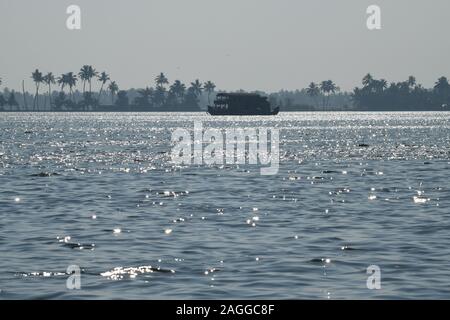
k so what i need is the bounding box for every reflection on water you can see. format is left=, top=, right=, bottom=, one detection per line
left=0, top=112, right=449, bottom=299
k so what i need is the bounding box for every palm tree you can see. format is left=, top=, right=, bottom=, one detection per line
left=379, top=79, right=388, bottom=90
left=97, top=72, right=110, bottom=103
left=320, top=80, right=339, bottom=108
left=153, top=85, right=167, bottom=107
left=22, top=80, right=29, bottom=111
left=78, top=65, right=90, bottom=94
left=369, top=79, right=387, bottom=94
left=190, top=79, right=203, bottom=97
left=64, top=72, right=77, bottom=103
left=43, top=72, right=55, bottom=109
left=78, top=65, right=98, bottom=94
left=57, top=74, right=67, bottom=93
left=31, top=69, right=44, bottom=111
left=203, top=81, right=216, bottom=104
left=87, top=66, right=98, bottom=93
left=362, top=73, right=374, bottom=87
left=434, top=77, right=450, bottom=93
left=108, top=81, right=119, bottom=105
left=57, top=73, right=68, bottom=110
left=319, top=81, right=328, bottom=107
left=407, top=76, right=416, bottom=89
left=434, top=76, right=450, bottom=107
left=184, top=86, right=200, bottom=108
left=306, top=82, right=320, bottom=108
left=170, top=80, right=186, bottom=105
left=155, top=72, right=169, bottom=88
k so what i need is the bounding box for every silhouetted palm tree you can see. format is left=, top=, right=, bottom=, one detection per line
left=155, top=72, right=169, bottom=88
left=57, top=74, right=67, bottom=93
left=320, top=80, right=339, bottom=108
left=31, top=69, right=44, bottom=111
left=78, top=65, right=98, bottom=95
left=362, top=73, right=374, bottom=87
left=204, top=81, right=216, bottom=104
left=78, top=65, right=89, bottom=94
left=87, top=66, right=98, bottom=93
left=184, top=86, right=200, bottom=108
left=57, top=74, right=68, bottom=110
left=108, top=81, right=119, bottom=105
left=169, top=80, right=186, bottom=105
left=369, top=79, right=387, bottom=94
left=43, top=72, right=56, bottom=109
left=190, top=79, right=203, bottom=97
left=379, top=79, right=388, bottom=90
left=153, top=85, right=166, bottom=107
left=63, top=72, right=78, bottom=104
left=407, top=76, right=416, bottom=89
left=433, top=76, right=450, bottom=107
left=97, top=72, right=110, bottom=102
left=306, top=82, right=320, bottom=108
left=434, top=77, right=450, bottom=93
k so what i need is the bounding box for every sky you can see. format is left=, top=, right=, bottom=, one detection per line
left=1, top=0, right=450, bottom=92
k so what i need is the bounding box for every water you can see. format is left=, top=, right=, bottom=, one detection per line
left=0, top=111, right=449, bottom=299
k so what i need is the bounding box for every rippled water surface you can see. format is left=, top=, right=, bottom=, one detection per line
left=0, top=112, right=449, bottom=299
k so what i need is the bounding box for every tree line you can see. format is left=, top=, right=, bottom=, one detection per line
left=269, top=75, right=450, bottom=111
left=0, top=67, right=216, bottom=111
left=352, top=74, right=450, bottom=110
left=1, top=71, right=450, bottom=111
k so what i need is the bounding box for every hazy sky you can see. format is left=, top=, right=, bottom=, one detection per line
left=1, top=0, right=449, bottom=92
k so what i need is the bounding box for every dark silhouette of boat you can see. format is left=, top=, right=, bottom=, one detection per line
left=207, top=93, right=279, bottom=115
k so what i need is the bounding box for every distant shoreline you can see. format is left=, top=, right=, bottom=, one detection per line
left=2, top=70, right=450, bottom=113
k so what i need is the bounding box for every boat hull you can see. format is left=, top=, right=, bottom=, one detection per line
left=207, top=106, right=279, bottom=116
